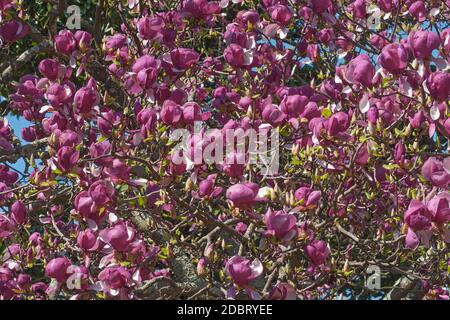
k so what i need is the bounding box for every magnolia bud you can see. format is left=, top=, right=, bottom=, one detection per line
left=204, top=243, right=215, bottom=262
left=184, top=178, right=193, bottom=191
left=368, top=122, right=376, bottom=135
left=197, top=258, right=208, bottom=278
left=405, top=123, right=412, bottom=136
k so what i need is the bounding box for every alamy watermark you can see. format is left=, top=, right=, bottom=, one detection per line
left=66, top=5, right=81, bottom=30
left=365, top=265, right=381, bottom=290
left=170, top=121, right=280, bottom=177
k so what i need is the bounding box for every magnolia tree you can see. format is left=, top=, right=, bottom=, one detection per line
left=0, top=0, right=449, bottom=300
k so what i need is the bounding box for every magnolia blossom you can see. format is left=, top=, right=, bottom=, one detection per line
left=225, top=256, right=263, bottom=287
left=345, top=54, right=375, bottom=87
left=264, top=209, right=298, bottom=242
left=421, top=157, right=450, bottom=188
left=404, top=200, right=434, bottom=250
left=0, top=19, right=29, bottom=43
left=45, top=257, right=72, bottom=282
left=10, top=201, right=27, bottom=225
left=305, top=240, right=330, bottom=266
left=196, top=174, right=222, bottom=198
left=427, top=192, right=450, bottom=225
left=294, top=187, right=322, bottom=209
left=99, top=223, right=135, bottom=252
left=98, top=266, right=131, bottom=291
left=268, top=282, right=296, bottom=300
left=408, top=30, right=440, bottom=59
left=426, top=72, right=450, bottom=102
left=54, top=30, right=77, bottom=55
left=226, top=183, right=265, bottom=209
left=379, top=43, right=408, bottom=74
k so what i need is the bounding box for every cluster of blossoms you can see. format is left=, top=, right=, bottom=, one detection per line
left=0, top=0, right=449, bottom=300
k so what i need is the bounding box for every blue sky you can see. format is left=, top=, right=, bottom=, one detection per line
left=1, top=95, right=33, bottom=174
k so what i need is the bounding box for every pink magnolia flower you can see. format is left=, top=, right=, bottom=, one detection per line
left=77, top=229, right=100, bottom=252
left=421, top=157, right=450, bottom=188
left=268, top=282, right=296, bottom=300
left=74, top=31, right=92, bottom=52
left=104, top=159, right=131, bottom=182
left=224, top=23, right=248, bottom=47
left=137, top=108, right=157, bottom=135
left=378, top=0, right=397, bottom=12
left=404, top=200, right=433, bottom=231
left=379, top=43, right=408, bottom=74
left=225, top=256, right=263, bottom=287
left=46, top=83, right=73, bottom=108
left=427, top=192, right=450, bottom=225
left=236, top=9, right=259, bottom=24
left=408, top=30, right=440, bottom=59
left=0, top=19, right=29, bottom=43
left=305, top=240, right=330, bottom=266
left=262, top=103, right=285, bottom=127
left=160, top=100, right=183, bottom=126
left=426, top=72, right=450, bottom=102
left=197, top=257, right=207, bottom=277
left=0, top=0, right=14, bottom=11
left=409, top=1, right=427, bottom=22
left=16, top=274, right=32, bottom=291
left=264, top=208, right=298, bottom=242
left=54, top=30, right=77, bottom=55
left=55, top=146, right=80, bottom=173
left=394, top=141, right=406, bottom=165
left=89, top=180, right=115, bottom=207
left=280, top=95, right=309, bottom=118
left=182, top=102, right=210, bottom=124
left=410, top=110, right=426, bottom=128
left=310, top=0, right=331, bottom=13
left=235, top=222, right=247, bottom=234
left=89, top=140, right=113, bottom=166
left=226, top=183, right=264, bottom=209
left=442, top=28, right=450, bottom=55
left=351, top=0, right=367, bottom=19
left=318, top=28, right=335, bottom=44
left=197, top=174, right=222, bottom=198
left=127, top=55, right=160, bottom=94
left=222, top=152, right=246, bottom=178
left=268, top=5, right=293, bottom=26
left=183, top=0, right=221, bottom=20
left=74, top=191, right=101, bottom=222
left=98, top=266, right=131, bottom=290
left=137, top=16, right=165, bottom=41
left=345, top=54, right=375, bottom=87
left=10, top=201, right=27, bottom=225
left=0, top=215, right=14, bottom=238
left=295, top=187, right=322, bottom=209
left=0, top=165, right=18, bottom=186
left=168, top=151, right=187, bottom=176
left=104, top=33, right=127, bottom=59
left=404, top=200, right=435, bottom=250
left=74, top=80, right=100, bottom=114
left=326, top=112, right=350, bottom=137
left=38, top=59, right=64, bottom=81
left=99, top=223, right=134, bottom=252
left=45, top=257, right=72, bottom=282
left=0, top=118, right=13, bottom=152
left=97, top=110, right=121, bottom=136
left=224, top=44, right=248, bottom=68
left=167, top=48, right=200, bottom=71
